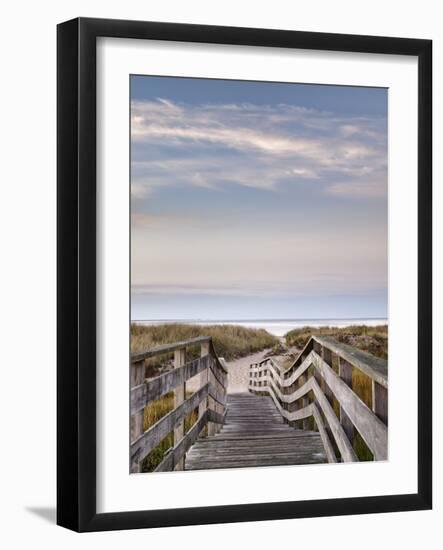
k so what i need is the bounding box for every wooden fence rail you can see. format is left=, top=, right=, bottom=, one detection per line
left=130, top=337, right=228, bottom=473
left=249, top=335, right=388, bottom=462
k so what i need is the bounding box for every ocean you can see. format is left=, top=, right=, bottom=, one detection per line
left=133, top=318, right=388, bottom=337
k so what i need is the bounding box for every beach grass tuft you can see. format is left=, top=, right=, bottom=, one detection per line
left=284, top=324, right=388, bottom=359
left=131, top=322, right=279, bottom=374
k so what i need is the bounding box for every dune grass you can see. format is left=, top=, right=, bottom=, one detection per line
left=131, top=322, right=279, bottom=376
left=284, top=324, right=388, bottom=359
left=131, top=322, right=279, bottom=358
left=140, top=391, right=199, bottom=472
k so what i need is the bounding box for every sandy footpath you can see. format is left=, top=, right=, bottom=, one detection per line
left=225, top=348, right=272, bottom=393
left=186, top=348, right=271, bottom=394
left=186, top=343, right=299, bottom=394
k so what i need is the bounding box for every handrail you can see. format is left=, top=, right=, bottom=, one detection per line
left=283, top=335, right=387, bottom=387
left=130, top=336, right=227, bottom=473
left=131, top=336, right=228, bottom=374
left=132, top=336, right=210, bottom=361
left=249, top=335, right=388, bottom=463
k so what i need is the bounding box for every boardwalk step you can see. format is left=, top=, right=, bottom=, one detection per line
left=185, top=393, right=327, bottom=471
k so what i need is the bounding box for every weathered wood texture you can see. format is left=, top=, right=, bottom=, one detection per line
left=129, top=336, right=227, bottom=472
left=185, top=394, right=327, bottom=470
left=131, top=336, right=212, bottom=362
left=130, top=360, right=145, bottom=473
left=155, top=413, right=208, bottom=472
left=249, top=336, right=388, bottom=463
left=130, top=334, right=387, bottom=472
left=314, top=336, right=388, bottom=387
left=173, top=349, right=186, bottom=470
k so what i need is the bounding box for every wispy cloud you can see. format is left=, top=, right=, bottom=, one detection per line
left=130, top=82, right=387, bottom=320
left=131, top=99, right=386, bottom=202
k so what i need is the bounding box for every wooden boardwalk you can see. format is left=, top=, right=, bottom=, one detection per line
left=185, top=393, right=327, bottom=470
left=130, top=335, right=388, bottom=472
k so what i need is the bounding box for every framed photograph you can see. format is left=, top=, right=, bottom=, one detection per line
left=57, top=17, right=432, bottom=532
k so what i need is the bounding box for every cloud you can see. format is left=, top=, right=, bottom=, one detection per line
left=131, top=98, right=387, bottom=201
left=131, top=283, right=287, bottom=298
left=132, top=100, right=381, bottom=161
left=130, top=92, right=387, bottom=319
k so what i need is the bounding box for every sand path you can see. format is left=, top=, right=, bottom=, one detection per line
left=186, top=348, right=272, bottom=394
left=187, top=339, right=299, bottom=394
left=225, top=348, right=272, bottom=393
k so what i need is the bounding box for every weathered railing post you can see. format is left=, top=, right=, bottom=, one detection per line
left=372, top=380, right=388, bottom=425
left=321, top=347, right=335, bottom=406
left=250, top=363, right=256, bottom=391
left=207, top=354, right=217, bottom=436
left=173, top=348, right=186, bottom=470
left=217, top=358, right=227, bottom=434
left=338, top=356, right=355, bottom=445
left=300, top=371, right=310, bottom=430
left=313, top=341, right=323, bottom=388
left=130, top=359, right=145, bottom=473
left=199, top=341, right=210, bottom=436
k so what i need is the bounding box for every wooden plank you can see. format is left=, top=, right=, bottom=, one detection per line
left=209, top=340, right=228, bottom=374
left=314, top=335, right=388, bottom=388
left=313, top=354, right=387, bottom=460
left=207, top=356, right=217, bottom=436
left=130, top=384, right=208, bottom=468
left=209, top=365, right=227, bottom=398
left=211, top=435, right=311, bottom=442
left=155, top=412, right=208, bottom=472
left=300, top=372, right=310, bottom=430
left=186, top=460, right=325, bottom=469
left=188, top=452, right=325, bottom=462
left=267, top=389, right=314, bottom=423
left=189, top=442, right=323, bottom=453
left=131, top=336, right=211, bottom=362
left=198, top=342, right=209, bottom=436
left=186, top=455, right=326, bottom=470
left=281, top=338, right=314, bottom=374
left=185, top=392, right=327, bottom=471
left=372, top=380, right=388, bottom=425
left=250, top=350, right=316, bottom=390
left=173, top=349, right=186, bottom=470
left=207, top=408, right=226, bottom=425
left=130, top=359, right=144, bottom=388
left=321, top=347, right=334, bottom=406
left=310, top=378, right=357, bottom=462
left=193, top=437, right=320, bottom=448
left=250, top=371, right=311, bottom=405
left=130, top=360, right=145, bottom=473
left=338, top=357, right=355, bottom=444
left=311, top=403, right=337, bottom=463
left=130, top=355, right=210, bottom=413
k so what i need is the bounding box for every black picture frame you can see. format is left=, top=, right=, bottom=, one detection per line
left=57, top=17, right=432, bottom=532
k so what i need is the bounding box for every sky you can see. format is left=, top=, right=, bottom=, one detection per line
left=130, top=75, right=387, bottom=321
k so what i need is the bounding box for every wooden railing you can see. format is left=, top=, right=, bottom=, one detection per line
left=130, top=336, right=228, bottom=473
left=249, top=335, right=388, bottom=463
